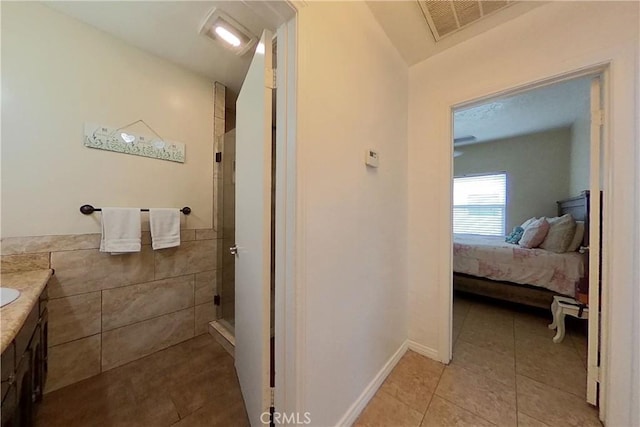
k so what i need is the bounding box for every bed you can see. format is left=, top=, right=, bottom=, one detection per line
left=453, top=191, right=594, bottom=309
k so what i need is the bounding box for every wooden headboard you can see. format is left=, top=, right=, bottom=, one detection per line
left=556, top=190, right=594, bottom=247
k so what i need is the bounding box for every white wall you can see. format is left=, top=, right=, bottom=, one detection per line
left=295, top=2, right=409, bottom=425
left=1, top=3, right=214, bottom=237
left=569, top=109, right=591, bottom=196
left=407, top=2, right=639, bottom=426
left=454, top=128, right=572, bottom=232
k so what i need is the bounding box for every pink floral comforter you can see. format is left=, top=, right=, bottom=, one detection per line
left=453, top=234, right=585, bottom=296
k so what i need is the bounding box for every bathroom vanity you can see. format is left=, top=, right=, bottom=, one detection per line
left=1, top=270, right=51, bottom=427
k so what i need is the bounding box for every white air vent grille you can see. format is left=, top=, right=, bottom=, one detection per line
left=419, top=0, right=513, bottom=41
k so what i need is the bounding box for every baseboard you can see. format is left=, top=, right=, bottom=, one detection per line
left=335, top=340, right=409, bottom=426
left=407, top=340, right=441, bottom=362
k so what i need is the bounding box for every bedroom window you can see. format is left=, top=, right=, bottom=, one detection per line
left=453, top=172, right=507, bottom=236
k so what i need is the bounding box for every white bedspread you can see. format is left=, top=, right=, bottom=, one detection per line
left=453, top=234, right=585, bottom=296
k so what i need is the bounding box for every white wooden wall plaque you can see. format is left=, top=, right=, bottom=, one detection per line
left=83, top=123, right=186, bottom=163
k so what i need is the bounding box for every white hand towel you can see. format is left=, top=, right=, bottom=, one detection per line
left=99, top=208, right=142, bottom=254
left=149, top=208, right=181, bottom=250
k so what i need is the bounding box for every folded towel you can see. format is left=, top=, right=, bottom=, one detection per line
left=99, top=208, right=141, bottom=254
left=149, top=208, right=181, bottom=250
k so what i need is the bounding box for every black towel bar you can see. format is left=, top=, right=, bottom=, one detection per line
left=80, top=205, right=191, bottom=215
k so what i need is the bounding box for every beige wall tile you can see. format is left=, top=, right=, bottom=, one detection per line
left=1, top=252, right=49, bottom=273
left=102, top=308, right=194, bottom=370
left=155, top=240, right=216, bottom=279
left=1, top=234, right=101, bottom=255
left=49, top=247, right=154, bottom=298
left=181, top=229, right=196, bottom=242
left=214, top=82, right=226, bottom=119
left=195, top=303, right=216, bottom=335
left=195, top=270, right=217, bottom=305
left=49, top=292, right=102, bottom=346
left=214, top=116, right=225, bottom=137
left=195, top=229, right=217, bottom=240
left=141, top=232, right=151, bottom=245
left=102, top=275, right=195, bottom=331
left=46, top=335, right=101, bottom=393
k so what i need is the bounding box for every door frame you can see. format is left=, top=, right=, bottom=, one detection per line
left=262, top=0, right=302, bottom=422
left=445, top=64, right=610, bottom=419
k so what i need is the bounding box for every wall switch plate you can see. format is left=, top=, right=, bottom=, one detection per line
left=365, top=149, right=379, bottom=168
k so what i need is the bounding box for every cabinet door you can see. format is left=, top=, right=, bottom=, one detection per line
left=30, top=324, right=43, bottom=403
left=1, top=343, right=15, bottom=402
left=15, top=350, right=33, bottom=427
left=1, top=383, right=17, bottom=427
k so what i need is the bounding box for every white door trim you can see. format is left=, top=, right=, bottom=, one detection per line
left=446, top=64, right=610, bottom=418
left=272, top=1, right=302, bottom=423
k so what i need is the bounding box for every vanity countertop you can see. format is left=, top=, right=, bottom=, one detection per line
left=0, top=269, right=52, bottom=353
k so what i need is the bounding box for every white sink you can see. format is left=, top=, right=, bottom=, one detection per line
left=0, top=288, right=21, bottom=308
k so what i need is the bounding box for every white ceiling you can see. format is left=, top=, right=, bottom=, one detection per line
left=454, top=77, right=592, bottom=144
left=45, top=1, right=284, bottom=94
left=366, top=1, right=545, bottom=66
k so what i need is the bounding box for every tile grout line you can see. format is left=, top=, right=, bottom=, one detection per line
left=418, top=366, right=447, bottom=426
left=435, top=394, right=497, bottom=426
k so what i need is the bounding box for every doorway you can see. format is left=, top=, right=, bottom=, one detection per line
left=449, top=71, right=606, bottom=422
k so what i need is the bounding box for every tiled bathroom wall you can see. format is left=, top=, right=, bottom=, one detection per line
left=0, top=230, right=219, bottom=392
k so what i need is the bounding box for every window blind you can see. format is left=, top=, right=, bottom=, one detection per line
left=453, top=172, right=506, bottom=236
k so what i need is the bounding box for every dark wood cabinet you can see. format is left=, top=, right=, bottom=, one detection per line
left=1, top=283, right=48, bottom=427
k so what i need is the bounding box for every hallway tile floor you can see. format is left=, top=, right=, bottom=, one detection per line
left=355, top=294, right=600, bottom=427
left=36, top=334, right=248, bottom=427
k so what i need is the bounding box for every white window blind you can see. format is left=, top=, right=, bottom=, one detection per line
left=453, top=172, right=506, bottom=236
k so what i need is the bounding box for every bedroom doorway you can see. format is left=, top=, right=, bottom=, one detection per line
left=449, top=72, right=606, bottom=421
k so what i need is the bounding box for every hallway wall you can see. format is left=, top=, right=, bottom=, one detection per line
left=296, top=2, right=409, bottom=424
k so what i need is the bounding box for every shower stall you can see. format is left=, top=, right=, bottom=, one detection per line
left=217, top=129, right=236, bottom=335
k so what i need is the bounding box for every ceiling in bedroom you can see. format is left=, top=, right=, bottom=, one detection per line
left=366, top=1, right=545, bottom=65
left=453, top=77, right=592, bottom=145
left=44, top=1, right=291, bottom=94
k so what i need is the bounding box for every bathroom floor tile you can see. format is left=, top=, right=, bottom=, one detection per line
left=354, top=391, right=424, bottom=427
left=36, top=335, right=246, bottom=427
left=421, top=395, right=495, bottom=426
left=356, top=295, right=598, bottom=427
left=378, top=350, right=444, bottom=413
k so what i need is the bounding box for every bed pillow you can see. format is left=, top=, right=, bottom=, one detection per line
left=505, top=226, right=525, bottom=244
left=520, top=217, right=537, bottom=229
left=567, top=221, right=585, bottom=252
left=539, top=214, right=577, bottom=253
left=519, top=218, right=550, bottom=248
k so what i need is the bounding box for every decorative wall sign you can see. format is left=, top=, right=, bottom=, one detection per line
left=83, top=122, right=186, bottom=163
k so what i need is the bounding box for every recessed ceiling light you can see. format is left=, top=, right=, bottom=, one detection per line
left=199, top=8, right=257, bottom=56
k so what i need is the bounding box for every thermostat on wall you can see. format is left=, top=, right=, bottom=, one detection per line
left=365, top=149, right=379, bottom=168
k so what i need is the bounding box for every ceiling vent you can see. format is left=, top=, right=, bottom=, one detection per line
left=418, top=1, right=513, bottom=41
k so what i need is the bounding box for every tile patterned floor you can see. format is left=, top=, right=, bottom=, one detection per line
left=356, top=294, right=600, bottom=427
left=36, top=334, right=249, bottom=427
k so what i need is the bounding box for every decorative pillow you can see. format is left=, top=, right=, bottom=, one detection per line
left=520, top=217, right=537, bottom=229
left=519, top=218, right=550, bottom=248
left=505, top=226, right=525, bottom=244
left=567, top=221, right=585, bottom=252
left=540, top=214, right=577, bottom=253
